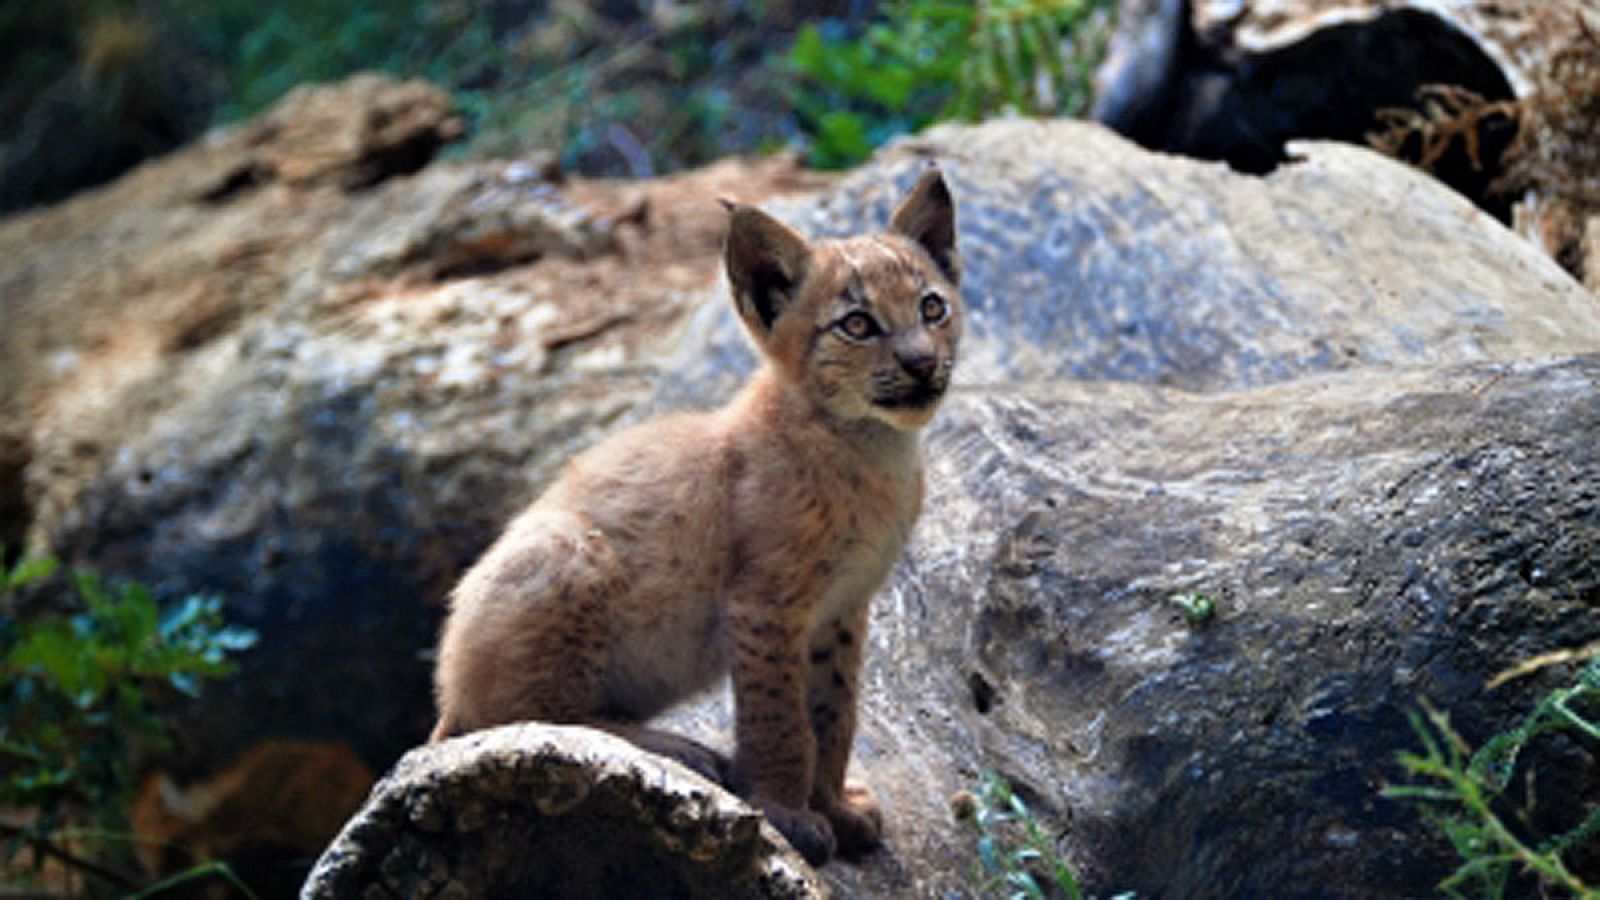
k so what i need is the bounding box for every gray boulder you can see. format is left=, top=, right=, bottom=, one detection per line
left=810, top=353, right=1600, bottom=897
left=671, top=122, right=1595, bottom=396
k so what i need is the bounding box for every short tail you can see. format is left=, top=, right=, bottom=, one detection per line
left=428, top=717, right=460, bottom=743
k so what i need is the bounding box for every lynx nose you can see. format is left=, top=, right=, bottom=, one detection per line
left=897, top=351, right=939, bottom=382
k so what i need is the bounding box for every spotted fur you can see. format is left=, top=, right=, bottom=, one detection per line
left=431, top=168, right=962, bottom=865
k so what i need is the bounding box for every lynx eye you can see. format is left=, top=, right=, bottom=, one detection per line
left=835, top=311, right=882, bottom=340
left=920, top=292, right=948, bottom=324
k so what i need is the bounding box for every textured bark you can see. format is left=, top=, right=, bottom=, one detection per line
left=1094, top=0, right=1600, bottom=280
left=301, top=724, right=822, bottom=900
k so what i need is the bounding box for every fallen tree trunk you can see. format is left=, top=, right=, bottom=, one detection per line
left=1094, top=0, right=1600, bottom=289
left=301, top=724, right=823, bottom=900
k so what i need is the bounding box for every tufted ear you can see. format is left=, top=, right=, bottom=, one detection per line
left=888, top=166, right=960, bottom=286
left=724, top=203, right=813, bottom=336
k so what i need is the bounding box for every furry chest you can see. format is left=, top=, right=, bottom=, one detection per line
left=807, top=503, right=915, bottom=633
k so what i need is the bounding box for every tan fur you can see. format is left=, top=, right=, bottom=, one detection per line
left=431, top=168, right=963, bottom=864
left=129, top=740, right=373, bottom=879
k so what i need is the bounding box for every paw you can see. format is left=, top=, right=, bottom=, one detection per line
left=823, top=782, right=883, bottom=858
left=760, top=802, right=836, bottom=866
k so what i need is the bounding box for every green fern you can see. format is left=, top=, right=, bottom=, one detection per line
left=959, top=769, right=1082, bottom=900
left=1385, top=658, right=1600, bottom=899
left=788, top=0, right=1116, bottom=168
left=1, top=555, right=257, bottom=896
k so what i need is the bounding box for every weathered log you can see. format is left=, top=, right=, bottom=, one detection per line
left=301, top=724, right=823, bottom=900
left=1094, top=0, right=1600, bottom=285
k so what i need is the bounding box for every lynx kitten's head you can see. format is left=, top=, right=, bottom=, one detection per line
left=724, top=168, right=963, bottom=431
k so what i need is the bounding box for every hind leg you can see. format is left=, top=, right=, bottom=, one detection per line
left=432, top=512, right=623, bottom=740
left=428, top=514, right=732, bottom=787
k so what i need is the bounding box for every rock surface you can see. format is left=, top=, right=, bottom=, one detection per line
left=302, top=724, right=822, bottom=899
left=4, top=76, right=1600, bottom=897
left=0, top=72, right=824, bottom=783
left=672, top=122, right=1595, bottom=397
left=806, top=355, right=1600, bottom=897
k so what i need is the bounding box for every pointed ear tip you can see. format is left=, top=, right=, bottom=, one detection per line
left=724, top=204, right=763, bottom=235
left=910, top=164, right=952, bottom=204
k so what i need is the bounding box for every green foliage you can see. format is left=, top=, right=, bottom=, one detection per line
left=787, top=0, right=1117, bottom=168
left=125, top=858, right=261, bottom=900
left=161, top=1, right=789, bottom=173
left=0, top=0, right=497, bottom=143
left=1169, top=591, right=1216, bottom=627
left=960, top=770, right=1082, bottom=900
left=164, top=0, right=500, bottom=123
left=1385, top=658, right=1600, bottom=899
left=0, top=555, right=257, bottom=892
left=5, top=0, right=1121, bottom=198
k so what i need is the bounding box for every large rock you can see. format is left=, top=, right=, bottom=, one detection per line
left=670, top=122, right=1595, bottom=397
left=811, top=354, right=1600, bottom=897
left=5, top=79, right=1600, bottom=895
left=0, top=73, right=823, bottom=778
left=0, top=73, right=466, bottom=563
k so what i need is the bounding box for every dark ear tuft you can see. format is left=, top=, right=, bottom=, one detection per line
left=724, top=205, right=812, bottom=334
left=888, top=166, right=960, bottom=286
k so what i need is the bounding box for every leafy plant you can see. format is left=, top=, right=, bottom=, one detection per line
left=0, top=554, right=258, bottom=896
left=1169, top=591, right=1216, bottom=628
left=163, top=0, right=792, bottom=175
left=787, top=0, right=1118, bottom=168
left=164, top=0, right=500, bottom=123
left=955, top=769, right=1082, bottom=899
left=1385, top=655, right=1600, bottom=899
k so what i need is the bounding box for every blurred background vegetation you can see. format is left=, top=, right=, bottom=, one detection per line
left=0, top=0, right=1118, bottom=213
left=2, top=555, right=257, bottom=897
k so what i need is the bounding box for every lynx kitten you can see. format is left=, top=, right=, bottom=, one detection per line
left=431, top=167, right=963, bottom=864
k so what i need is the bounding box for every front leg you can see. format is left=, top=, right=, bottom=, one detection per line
left=728, top=606, right=836, bottom=865
left=807, top=601, right=883, bottom=858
